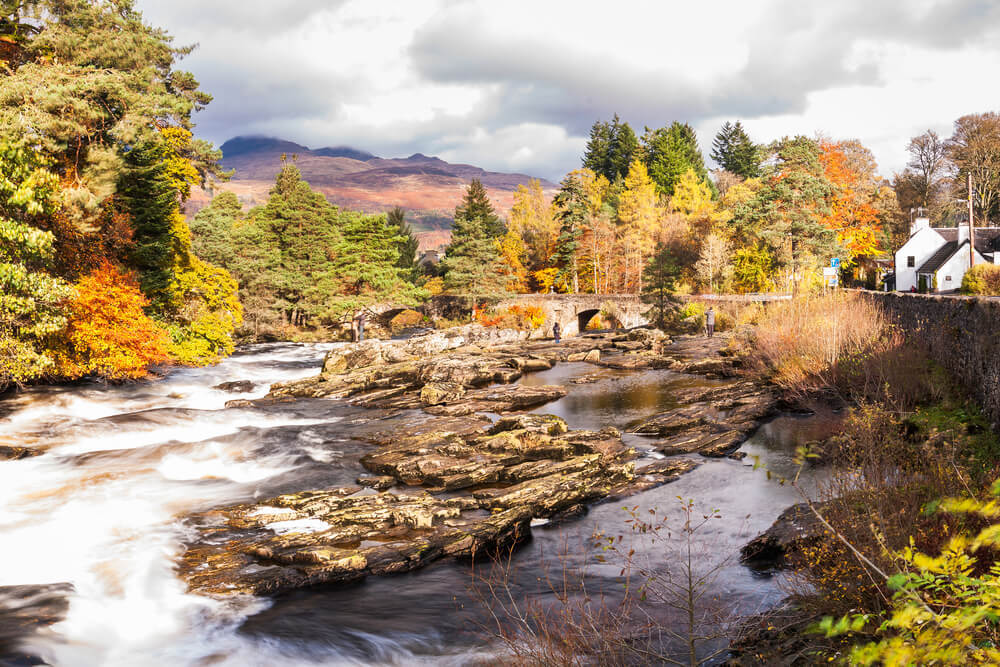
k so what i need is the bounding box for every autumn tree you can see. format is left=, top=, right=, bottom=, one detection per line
left=819, top=140, right=883, bottom=262
left=508, top=179, right=558, bottom=279
left=947, top=112, right=1000, bottom=223
left=617, top=160, right=661, bottom=293
left=710, top=121, right=761, bottom=179
left=0, top=142, right=73, bottom=388
left=694, top=234, right=731, bottom=293
left=57, top=263, right=170, bottom=380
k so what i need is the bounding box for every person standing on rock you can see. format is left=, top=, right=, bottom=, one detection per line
left=705, top=307, right=715, bottom=338
left=357, top=310, right=366, bottom=342
left=552, top=322, right=561, bottom=343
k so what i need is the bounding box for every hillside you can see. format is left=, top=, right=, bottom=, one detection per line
left=185, top=136, right=557, bottom=250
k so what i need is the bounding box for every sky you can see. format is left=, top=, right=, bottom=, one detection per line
left=138, top=0, right=1000, bottom=182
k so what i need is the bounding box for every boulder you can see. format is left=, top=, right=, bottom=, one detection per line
left=741, top=503, right=825, bottom=568
left=583, top=349, right=601, bottom=363
left=419, top=382, right=466, bottom=406
left=213, top=380, right=256, bottom=393
left=0, top=445, right=42, bottom=461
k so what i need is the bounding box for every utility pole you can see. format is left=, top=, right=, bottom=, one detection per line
left=969, top=173, right=976, bottom=268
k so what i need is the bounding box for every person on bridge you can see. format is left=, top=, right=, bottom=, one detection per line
left=705, top=307, right=715, bottom=338
left=552, top=322, right=561, bottom=343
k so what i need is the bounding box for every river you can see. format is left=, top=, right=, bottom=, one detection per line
left=0, top=343, right=839, bottom=666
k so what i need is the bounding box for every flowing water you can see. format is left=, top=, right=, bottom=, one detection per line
left=0, top=344, right=841, bottom=666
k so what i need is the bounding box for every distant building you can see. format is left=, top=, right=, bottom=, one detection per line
left=417, top=249, right=442, bottom=270
left=894, top=216, right=1000, bottom=292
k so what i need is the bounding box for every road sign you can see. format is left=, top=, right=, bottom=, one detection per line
left=822, top=267, right=837, bottom=276
left=831, top=258, right=841, bottom=268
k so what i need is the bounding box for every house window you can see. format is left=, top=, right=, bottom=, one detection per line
left=907, top=256, right=915, bottom=267
left=945, top=276, right=952, bottom=282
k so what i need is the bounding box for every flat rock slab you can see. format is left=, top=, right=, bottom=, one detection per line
left=179, top=417, right=638, bottom=597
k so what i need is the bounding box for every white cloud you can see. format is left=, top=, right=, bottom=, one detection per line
left=137, top=0, right=1000, bottom=180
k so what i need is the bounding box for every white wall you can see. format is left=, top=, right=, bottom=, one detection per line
left=934, top=243, right=990, bottom=292
left=895, top=227, right=947, bottom=291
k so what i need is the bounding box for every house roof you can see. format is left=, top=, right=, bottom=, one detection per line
left=933, top=227, right=1000, bottom=253
left=916, top=241, right=958, bottom=274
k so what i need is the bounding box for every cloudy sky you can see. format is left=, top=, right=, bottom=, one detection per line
left=139, top=0, right=1000, bottom=181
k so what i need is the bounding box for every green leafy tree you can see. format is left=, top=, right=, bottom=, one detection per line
left=642, top=240, right=680, bottom=329
left=455, top=179, right=504, bottom=238
left=387, top=206, right=419, bottom=274
left=552, top=173, right=588, bottom=293
left=0, top=142, right=74, bottom=388
left=642, top=122, right=710, bottom=196
left=710, top=121, right=761, bottom=179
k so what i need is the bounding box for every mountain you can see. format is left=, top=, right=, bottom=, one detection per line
left=186, top=136, right=556, bottom=250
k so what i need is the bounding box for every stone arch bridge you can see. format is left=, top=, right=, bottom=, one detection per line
left=424, top=294, right=650, bottom=338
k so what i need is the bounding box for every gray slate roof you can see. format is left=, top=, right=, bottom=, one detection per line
left=916, top=241, right=958, bottom=274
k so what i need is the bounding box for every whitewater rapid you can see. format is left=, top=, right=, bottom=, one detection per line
left=0, top=344, right=475, bottom=666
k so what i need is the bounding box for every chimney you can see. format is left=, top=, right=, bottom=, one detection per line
left=958, top=221, right=970, bottom=244
left=910, top=217, right=930, bottom=235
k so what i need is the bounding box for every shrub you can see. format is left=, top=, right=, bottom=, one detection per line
left=475, top=304, right=546, bottom=331
left=56, top=263, right=171, bottom=380
left=389, top=309, right=424, bottom=333
left=742, top=292, right=888, bottom=398
left=424, top=276, right=445, bottom=296
left=961, top=263, right=1000, bottom=295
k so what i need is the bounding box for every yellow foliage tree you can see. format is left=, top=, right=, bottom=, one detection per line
left=509, top=179, right=558, bottom=277
left=617, top=160, right=661, bottom=292
left=496, top=228, right=529, bottom=292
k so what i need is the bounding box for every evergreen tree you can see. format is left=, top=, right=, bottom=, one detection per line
left=118, top=144, right=183, bottom=307
left=455, top=179, right=504, bottom=237
left=441, top=212, right=508, bottom=304
left=552, top=173, right=588, bottom=293
left=748, top=137, right=836, bottom=295
left=711, top=121, right=761, bottom=179
left=327, top=211, right=424, bottom=319
left=641, top=241, right=680, bottom=329
left=387, top=206, right=418, bottom=273
left=642, top=122, right=710, bottom=196
left=583, top=115, right=638, bottom=182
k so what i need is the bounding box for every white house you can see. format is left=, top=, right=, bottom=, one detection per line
left=893, top=217, right=1000, bottom=292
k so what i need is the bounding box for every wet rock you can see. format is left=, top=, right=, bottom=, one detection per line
left=213, top=380, right=256, bottom=393
left=583, top=349, right=601, bottom=363
left=0, top=445, right=42, bottom=461
left=741, top=502, right=825, bottom=568
left=423, top=384, right=567, bottom=417
left=566, top=351, right=588, bottom=362
left=0, top=583, right=72, bottom=656
left=356, top=475, right=396, bottom=491
left=572, top=374, right=603, bottom=384
left=636, top=458, right=701, bottom=481
left=489, top=413, right=568, bottom=436
left=180, top=420, right=637, bottom=597
left=419, top=382, right=466, bottom=406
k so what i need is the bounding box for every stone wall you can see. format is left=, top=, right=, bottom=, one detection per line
left=864, top=291, right=1000, bottom=428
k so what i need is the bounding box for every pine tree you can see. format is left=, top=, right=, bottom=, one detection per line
left=455, top=179, right=504, bottom=238
left=711, top=121, right=761, bottom=179
left=642, top=241, right=679, bottom=329
left=552, top=173, right=588, bottom=293
left=642, top=122, right=710, bottom=196
left=583, top=115, right=638, bottom=182
left=387, top=206, right=418, bottom=273
left=441, top=212, right=508, bottom=305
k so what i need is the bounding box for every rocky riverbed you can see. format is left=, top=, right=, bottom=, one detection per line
left=178, top=324, right=783, bottom=598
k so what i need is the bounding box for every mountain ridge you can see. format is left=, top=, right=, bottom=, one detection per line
left=186, top=136, right=556, bottom=250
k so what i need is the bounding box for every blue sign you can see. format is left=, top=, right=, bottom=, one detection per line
left=831, top=258, right=841, bottom=268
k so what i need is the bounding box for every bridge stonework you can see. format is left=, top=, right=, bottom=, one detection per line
left=427, top=294, right=650, bottom=339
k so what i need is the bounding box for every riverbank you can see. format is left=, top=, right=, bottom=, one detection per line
left=1, top=321, right=840, bottom=665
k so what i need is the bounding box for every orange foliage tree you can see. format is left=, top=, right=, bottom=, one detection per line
left=57, top=263, right=171, bottom=380
left=819, top=141, right=883, bottom=261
